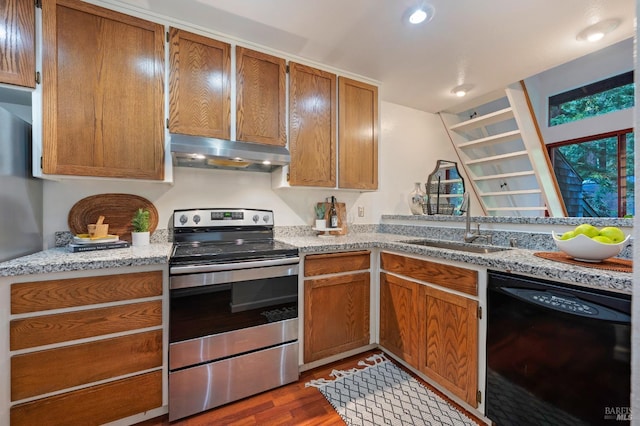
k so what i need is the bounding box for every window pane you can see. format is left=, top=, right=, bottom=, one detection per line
left=624, top=132, right=635, bottom=217
left=548, top=71, right=635, bottom=126
left=552, top=137, right=619, bottom=217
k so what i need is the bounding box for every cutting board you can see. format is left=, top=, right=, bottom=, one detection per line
left=68, top=194, right=159, bottom=242
left=318, top=202, right=347, bottom=235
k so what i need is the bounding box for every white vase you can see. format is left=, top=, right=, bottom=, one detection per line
left=408, top=182, right=426, bottom=215
left=315, top=219, right=327, bottom=229
left=131, top=231, right=150, bottom=246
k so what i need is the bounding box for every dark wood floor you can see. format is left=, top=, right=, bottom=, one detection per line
left=138, top=350, right=482, bottom=426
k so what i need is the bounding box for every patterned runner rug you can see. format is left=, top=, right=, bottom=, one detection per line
left=306, top=353, right=478, bottom=426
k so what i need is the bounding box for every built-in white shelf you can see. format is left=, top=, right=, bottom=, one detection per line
left=448, top=107, right=515, bottom=133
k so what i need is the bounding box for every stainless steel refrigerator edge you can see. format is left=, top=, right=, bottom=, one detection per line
left=0, top=106, right=43, bottom=262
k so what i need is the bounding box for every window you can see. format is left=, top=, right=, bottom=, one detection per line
left=548, top=130, right=634, bottom=217
left=548, top=71, right=634, bottom=126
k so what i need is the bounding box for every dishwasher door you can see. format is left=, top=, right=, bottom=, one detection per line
left=486, top=271, right=631, bottom=426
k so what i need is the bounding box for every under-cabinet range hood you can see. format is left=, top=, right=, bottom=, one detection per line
left=170, top=134, right=290, bottom=172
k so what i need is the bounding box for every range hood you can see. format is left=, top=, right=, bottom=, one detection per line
left=170, top=134, right=290, bottom=172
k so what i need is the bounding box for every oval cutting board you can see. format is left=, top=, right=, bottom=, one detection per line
left=68, top=194, right=159, bottom=242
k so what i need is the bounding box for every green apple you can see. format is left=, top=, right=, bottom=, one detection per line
left=559, top=231, right=576, bottom=240
left=592, top=235, right=614, bottom=244
left=599, top=226, right=625, bottom=243
left=573, top=223, right=599, bottom=238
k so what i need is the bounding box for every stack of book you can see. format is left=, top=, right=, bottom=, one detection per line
left=68, top=234, right=130, bottom=253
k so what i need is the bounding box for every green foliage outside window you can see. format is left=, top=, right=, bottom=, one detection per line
left=550, top=84, right=634, bottom=126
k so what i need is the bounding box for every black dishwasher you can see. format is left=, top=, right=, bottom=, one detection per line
left=486, top=271, right=631, bottom=426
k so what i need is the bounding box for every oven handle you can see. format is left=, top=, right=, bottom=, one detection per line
left=170, top=256, right=300, bottom=275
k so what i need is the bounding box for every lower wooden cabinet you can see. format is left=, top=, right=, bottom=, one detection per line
left=379, top=272, right=419, bottom=368
left=7, top=270, right=164, bottom=426
left=10, top=371, right=162, bottom=426
left=417, top=284, right=478, bottom=407
left=304, top=251, right=371, bottom=363
left=379, top=252, right=479, bottom=408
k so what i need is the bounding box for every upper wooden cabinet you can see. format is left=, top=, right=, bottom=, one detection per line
left=0, top=0, right=35, bottom=88
left=288, top=62, right=336, bottom=187
left=42, top=0, right=165, bottom=180
left=338, top=77, right=378, bottom=190
left=168, top=27, right=231, bottom=139
left=236, top=46, right=286, bottom=146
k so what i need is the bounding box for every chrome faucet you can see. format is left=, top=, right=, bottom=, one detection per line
left=460, top=192, right=491, bottom=244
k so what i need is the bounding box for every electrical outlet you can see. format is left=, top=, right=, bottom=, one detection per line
left=358, top=206, right=365, bottom=217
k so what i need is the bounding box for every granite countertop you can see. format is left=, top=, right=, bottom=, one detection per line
left=0, top=233, right=631, bottom=294
left=276, top=233, right=633, bottom=294
left=0, top=243, right=173, bottom=277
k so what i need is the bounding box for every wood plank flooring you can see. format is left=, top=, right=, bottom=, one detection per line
left=138, top=350, right=483, bottom=425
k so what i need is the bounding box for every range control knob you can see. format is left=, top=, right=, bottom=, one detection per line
left=252, top=214, right=259, bottom=223
left=193, top=214, right=201, bottom=224
left=179, top=214, right=188, bottom=225
left=263, top=215, right=270, bottom=223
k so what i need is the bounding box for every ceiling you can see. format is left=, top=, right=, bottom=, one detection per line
left=109, top=0, right=635, bottom=113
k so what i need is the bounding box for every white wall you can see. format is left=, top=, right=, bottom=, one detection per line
left=631, top=1, right=639, bottom=422
left=525, top=38, right=634, bottom=145
left=41, top=100, right=459, bottom=247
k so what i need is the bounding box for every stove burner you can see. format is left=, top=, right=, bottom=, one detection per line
left=169, top=208, right=299, bottom=268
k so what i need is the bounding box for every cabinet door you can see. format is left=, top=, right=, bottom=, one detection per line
left=288, top=62, right=336, bottom=187
left=418, top=285, right=478, bottom=407
left=338, top=77, right=378, bottom=189
left=0, top=0, right=35, bottom=88
left=169, top=27, right=231, bottom=139
left=304, top=272, right=370, bottom=362
left=379, top=273, right=419, bottom=367
left=236, top=46, right=286, bottom=146
left=42, top=0, right=165, bottom=179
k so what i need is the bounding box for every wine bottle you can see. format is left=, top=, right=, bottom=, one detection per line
left=329, top=196, right=338, bottom=228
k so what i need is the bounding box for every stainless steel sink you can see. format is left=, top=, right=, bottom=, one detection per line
left=402, top=239, right=510, bottom=254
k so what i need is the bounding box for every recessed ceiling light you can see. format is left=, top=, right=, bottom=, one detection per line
left=409, top=9, right=427, bottom=24
left=576, top=19, right=620, bottom=42
left=451, top=84, right=474, bottom=97
left=406, top=4, right=435, bottom=25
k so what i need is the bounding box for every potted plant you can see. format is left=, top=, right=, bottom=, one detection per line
left=314, top=203, right=326, bottom=229
left=131, top=208, right=151, bottom=246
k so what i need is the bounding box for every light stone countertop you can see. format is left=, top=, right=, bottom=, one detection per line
left=0, top=243, right=173, bottom=277
left=0, top=233, right=631, bottom=294
left=276, top=233, right=633, bottom=294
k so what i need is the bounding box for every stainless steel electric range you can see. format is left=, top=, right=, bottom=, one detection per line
left=168, top=208, right=300, bottom=421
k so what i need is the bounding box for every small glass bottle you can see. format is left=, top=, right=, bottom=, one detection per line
left=408, top=182, right=425, bottom=215
left=329, top=196, right=339, bottom=228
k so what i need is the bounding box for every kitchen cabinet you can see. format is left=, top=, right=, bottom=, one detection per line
left=338, top=77, right=378, bottom=190
left=379, top=272, right=419, bottom=368
left=168, top=27, right=231, bottom=139
left=236, top=46, right=286, bottom=146
left=6, top=269, right=165, bottom=426
left=41, top=0, right=165, bottom=180
left=0, top=0, right=35, bottom=88
left=380, top=252, right=479, bottom=408
left=303, top=251, right=371, bottom=363
left=288, top=62, right=337, bottom=187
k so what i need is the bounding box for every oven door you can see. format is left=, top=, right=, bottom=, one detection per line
left=169, top=259, right=300, bottom=421
left=169, top=259, right=299, bottom=369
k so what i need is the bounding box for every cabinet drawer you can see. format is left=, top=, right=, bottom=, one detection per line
left=11, top=330, right=162, bottom=401
left=10, top=370, right=162, bottom=426
left=11, top=300, right=162, bottom=350
left=11, top=271, right=162, bottom=314
left=304, top=250, right=370, bottom=277
left=380, top=252, right=477, bottom=296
